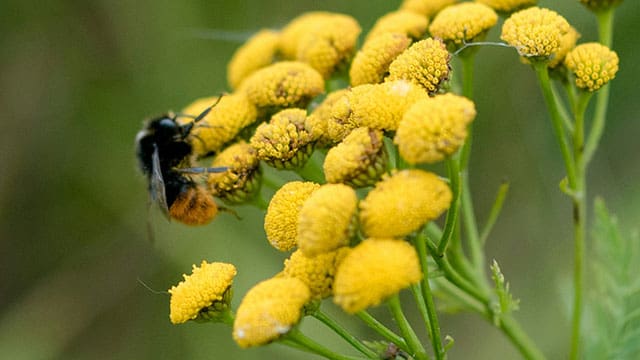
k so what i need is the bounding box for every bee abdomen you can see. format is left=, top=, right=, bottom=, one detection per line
left=169, top=185, right=218, bottom=226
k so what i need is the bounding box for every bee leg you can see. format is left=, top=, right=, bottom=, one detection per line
left=177, top=166, right=228, bottom=174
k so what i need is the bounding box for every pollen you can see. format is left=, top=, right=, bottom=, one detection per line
left=168, top=186, right=218, bottom=226
left=360, top=169, right=452, bottom=238
left=429, top=3, right=498, bottom=47
left=306, top=89, right=350, bottom=147
left=476, top=0, right=536, bottom=13
left=283, top=247, right=351, bottom=300
left=399, top=0, right=457, bottom=19
left=500, top=7, right=571, bottom=59
left=394, top=93, right=476, bottom=164
left=208, top=141, right=261, bottom=204
left=365, top=10, right=429, bottom=42
left=264, top=181, right=320, bottom=251
left=297, top=183, right=358, bottom=256
left=333, top=238, right=422, bottom=313
left=349, top=32, right=412, bottom=86
left=233, top=277, right=311, bottom=348
left=387, top=38, right=451, bottom=94
left=168, top=261, right=237, bottom=324
left=227, top=29, right=280, bottom=90
left=564, top=42, right=619, bottom=92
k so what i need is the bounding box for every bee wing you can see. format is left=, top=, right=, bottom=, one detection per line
left=150, top=145, right=170, bottom=219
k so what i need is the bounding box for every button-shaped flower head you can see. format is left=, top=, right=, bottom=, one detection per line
left=283, top=247, right=351, bottom=300
left=394, top=93, right=476, bottom=164
left=169, top=261, right=237, bottom=324
left=429, top=3, right=498, bottom=49
left=360, top=170, right=452, bottom=238
left=564, top=42, right=619, bottom=92
left=387, top=38, right=451, bottom=94
left=208, top=141, right=261, bottom=204
left=365, top=11, right=429, bottom=42
left=476, top=0, right=536, bottom=13
left=264, top=181, right=320, bottom=251
left=399, top=0, right=457, bottom=19
left=306, top=89, right=350, bottom=147
left=227, top=29, right=280, bottom=90
left=500, top=7, right=571, bottom=60
left=349, top=32, right=412, bottom=86
left=548, top=26, right=580, bottom=68
left=333, top=238, right=422, bottom=313
left=233, top=277, right=311, bottom=348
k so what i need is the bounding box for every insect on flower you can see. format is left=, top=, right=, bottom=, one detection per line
left=135, top=99, right=227, bottom=226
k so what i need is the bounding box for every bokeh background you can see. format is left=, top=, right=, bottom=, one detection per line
left=1, top=0, right=638, bottom=359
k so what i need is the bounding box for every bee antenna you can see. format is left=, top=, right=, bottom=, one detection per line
left=137, top=277, right=169, bottom=295
left=193, top=94, right=225, bottom=124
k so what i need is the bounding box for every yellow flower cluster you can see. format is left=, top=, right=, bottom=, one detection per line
left=500, top=7, right=571, bottom=59
left=227, top=30, right=280, bottom=90
left=208, top=141, right=261, bottom=204
left=476, top=0, right=536, bottom=13
left=580, top=0, right=623, bottom=11
left=387, top=38, right=450, bottom=94
left=564, top=42, right=619, bottom=92
left=366, top=10, right=429, bottom=42
left=429, top=3, right=498, bottom=47
left=306, top=89, right=350, bottom=147
left=349, top=33, right=412, bottom=86
left=283, top=247, right=351, bottom=300
left=399, top=0, right=457, bottom=18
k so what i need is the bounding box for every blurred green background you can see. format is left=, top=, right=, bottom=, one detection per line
left=1, top=0, right=638, bottom=359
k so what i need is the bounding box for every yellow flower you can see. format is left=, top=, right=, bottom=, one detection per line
left=324, top=127, right=387, bottom=187
left=333, top=238, right=422, bottom=313
left=549, top=26, right=580, bottom=68
left=180, top=93, right=258, bottom=156
left=476, top=0, right=536, bottom=13
left=500, top=7, right=572, bottom=60
left=306, top=89, right=350, bottom=147
left=328, top=80, right=429, bottom=141
left=298, top=184, right=358, bottom=256
left=387, top=38, right=450, bottom=94
left=250, top=108, right=316, bottom=169
left=279, top=12, right=336, bottom=59
left=283, top=247, right=351, bottom=300
left=580, top=0, right=623, bottom=12
left=227, top=29, right=280, bottom=90
left=233, top=277, right=310, bottom=348
left=429, top=3, right=498, bottom=48
left=365, top=11, right=429, bottom=42
left=240, top=61, right=324, bottom=110
left=349, top=33, right=412, bottom=86
left=360, top=170, right=452, bottom=238
left=264, top=181, right=321, bottom=251
left=394, top=93, right=476, bottom=164
left=564, top=42, right=619, bottom=92
left=169, top=261, right=237, bottom=324
left=208, top=141, right=261, bottom=204
left=399, top=0, right=457, bottom=18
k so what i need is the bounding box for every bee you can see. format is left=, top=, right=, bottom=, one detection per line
left=135, top=101, right=226, bottom=226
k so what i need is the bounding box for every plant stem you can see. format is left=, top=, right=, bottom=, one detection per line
left=438, top=158, right=461, bottom=255
left=313, top=310, right=378, bottom=358
left=356, top=311, right=409, bottom=352
left=387, top=294, right=430, bottom=360
left=415, top=233, right=444, bottom=359
left=285, top=329, right=366, bottom=360
left=461, top=173, right=485, bottom=285
left=499, top=316, right=547, bottom=360
left=479, top=181, right=509, bottom=246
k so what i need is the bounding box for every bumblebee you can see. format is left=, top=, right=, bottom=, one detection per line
left=135, top=103, right=226, bottom=226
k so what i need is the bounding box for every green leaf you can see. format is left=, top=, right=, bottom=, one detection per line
left=490, top=260, right=520, bottom=324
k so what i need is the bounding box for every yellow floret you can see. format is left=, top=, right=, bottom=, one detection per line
left=580, top=0, right=623, bottom=12
left=564, top=42, right=619, bottom=92
left=476, top=0, right=536, bottom=13
left=360, top=170, right=452, bottom=238
left=333, top=238, right=422, bottom=313
left=349, top=33, right=412, bottom=86
left=233, top=277, right=310, bottom=348
left=399, top=0, right=457, bottom=18
left=500, top=7, right=571, bottom=59
left=365, top=11, right=429, bottom=42
left=168, top=261, right=237, bottom=324
left=387, top=38, right=450, bottom=94
left=208, top=141, right=261, bottom=204
left=298, top=184, right=358, bottom=256
left=548, top=26, right=579, bottom=68
left=394, top=93, right=476, bottom=164
left=283, top=247, right=351, bottom=300
left=323, top=127, right=387, bottom=187
left=227, top=29, right=280, bottom=90
left=429, top=3, right=498, bottom=47
left=264, top=181, right=321, bottom=251
left=306, top=89, right=350, bottom=147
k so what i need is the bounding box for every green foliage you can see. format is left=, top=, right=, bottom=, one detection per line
left=490, top=260, right=520, bottom=324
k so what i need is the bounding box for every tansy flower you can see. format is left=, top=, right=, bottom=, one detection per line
left=250, top=108, right=316, bottom=169
left=264, top=181, right=320, bottom=251
left=324, top=127, right=387, bottom=187
left=500, top=7, right=572, bottom=60
left=283, top=247, right=351, bottom=300
left=333, top=238, right=422, bottom=313
left=328, top=80, right=429, bottom=141
left=548, top=26, right=580, bottom=68
left=429, top=3, right=498, bottom=50
left=580, top=0, right=623, bottom=12
left=564, top=42, right=619, bottom=92
left=180, top=93, right=258, bottom=156
left=227, top=29, right=280, bottom=90
left=394, top=93, right=476, bottom=164
left=387, top=38, right=450, bottom=94
left=169, top=186, right=218, bottom=226
left=360, top=169, right=452, bottom=238
left=233, top=277, right=311, bottom=348
left=279, top=12, right=336, bottom=59
left=476, top=0, right=536, bottom=13
left=169, top=261, right=237, bottom=324
left=349, top=32, right=412, bottom=86
left=240, top=61, right=324, bottom=111
left=208, top=141, right=261, bottom=204
left=365, top=11, right=428, bottom=42
left=399, top=0, right=457, bottom=18
left=306, top=89, right=350, bottom=147
left=297, top=184, right=358, bottom=256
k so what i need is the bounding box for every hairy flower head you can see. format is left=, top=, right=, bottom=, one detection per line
left=169, top=261, right=237, bottom=324
left=365, top=11, right=428, bottom=42
left=349, top=33, right=412, bottom=86
left=208, top=141, right=261, bottom=204
left=233, top=277, right=310, bottom=348
left=264, top=181, right=320, bottom=251
left=429, top=3, right=498, bottom=48
left=395, top=93, right=476, bottom=164
left=387, top=38, right=450, bottom=94
left=476, top=0, right=536, bottom=13
left=283, top=247, right=351, bottom=300
left=399, top=0, right=457, bottom=18
left=307, top=89, right=350, bottom=147
left=564, top=42, right=619, bottom=92
left=580, top=0, right=623, bottom=12
left=227, top=29, right=280, bottom=90
left=298, top=184, right=358, bottom=256
left=500, top=7, right=571, bottom=59
left=333, top=238, right=422, bottom=313
left=360, top=170, right=452, bottom=238
left=324, top=127, right=387, bottom=187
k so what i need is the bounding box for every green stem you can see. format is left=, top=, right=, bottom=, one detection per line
left=479, top=181, right=510, bottom=246
left=356, top=311, right=409, bottom=353
left=313, top=310, right=378, bottom=358
left=552, top=81, right=574, bottom=133
left=499, top=316, right=547, bottom=360
left=285, top=329, right=366, bottom=360
left=411, top=284, right=432, bottom=338
left=438, top=158, right=461, bottom=255
left=461, top=54, right=474, bottom=99
left=461, top=171, right=485, bottom=283
left=387, top=294, right=429, bottom=360
left=415, top=233, right=444, bottom=359
left=597, top=7, right=614, bottom=47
